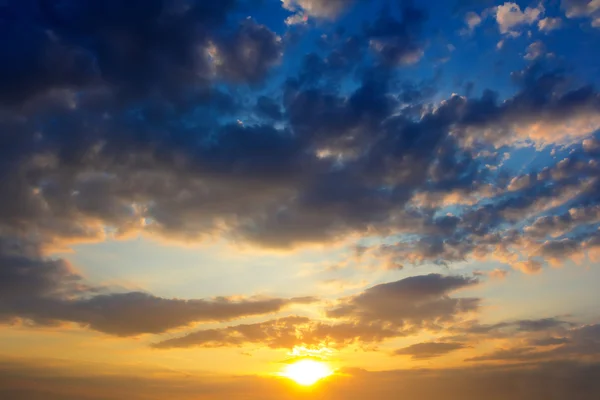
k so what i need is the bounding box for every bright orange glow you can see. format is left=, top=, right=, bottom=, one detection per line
left=281, top=360, right=333, bottom=386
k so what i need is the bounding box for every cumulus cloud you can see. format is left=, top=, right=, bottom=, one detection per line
left=496, top=2, right=545, bottom=34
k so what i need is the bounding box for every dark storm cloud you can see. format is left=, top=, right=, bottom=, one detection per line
left=394, top=342, right=468, bottom=359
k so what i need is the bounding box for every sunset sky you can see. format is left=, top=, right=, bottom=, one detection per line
left=1, top=0, right=600, bottom=399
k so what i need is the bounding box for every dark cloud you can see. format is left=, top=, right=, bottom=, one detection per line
left=0, top=236, right=314, bottom=336
left=212, top=20, right=283, bottom=83
left=366, top=2, right=427, bottom=66
left=2, top=7, right=598, bottom=259
left=155, top=274, right=479, bottom=349
left=0, top=0, right=288, bottom=108
left=255, top=96, right=283, bottom=120
left=153, top=316, right=403, bottom=350
left=394, top=342, right=468, bottom=359
left=465, top=346, right=542, bottom=362
left=327, top=274, right=480, bottom=327
left=466, top=323, right=600, bottom=363
left=529, top=337, right=571, bottom=347
left=459, top=317, right=573, bottom=337
left=0, top=64, right=597, bottom=265
left=153, top=316, right=309, bottom=349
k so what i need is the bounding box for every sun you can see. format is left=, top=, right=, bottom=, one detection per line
left=281, top=360, right=333, bottom=386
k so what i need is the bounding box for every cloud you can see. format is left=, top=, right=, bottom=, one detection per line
left=562, top=0, right=600, bottom=17
left=456, top=317, right=574, bottom=341
left=529, top=337, right=571, bottom=346
left=524, top=41, right=546, bottom=60
left=462, top=11, right=483, bottom=34
left=488, top=269, right=510, bottom=279
left=466, top=323, right=600, bottom=363
left=366, top=3, right=427, bottom=66
left=466, top=11, right=482, bottom=29
left=512, top=259, right=543, bottom=274
left=496, top=2, right=545, bottom=34
left=153, top=317, right=402, bottom=350
left=562, top=0, right=600, bottom=28
left=155, top=274, right=481, bottom=350
left=153, top=316, right=310, bottom=349
left=394, top=342, right=468, bottom=359
left=538, top=17, right=563, bottom=32
left=0, top=236, right=315, bottom=336
left=327, top=274, right=480, bottom=327
left=211, top=20, right=283, bottom=83
left=281, top=0, right=355, bottom=22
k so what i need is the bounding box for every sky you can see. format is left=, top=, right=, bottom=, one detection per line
left=1, top=0, right=600, bottom=399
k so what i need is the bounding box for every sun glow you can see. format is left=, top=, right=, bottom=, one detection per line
left=281, top=360, right=333, bottom=386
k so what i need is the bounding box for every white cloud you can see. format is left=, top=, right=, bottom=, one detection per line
left=281, top=0, right=353, bottom=24
left=496, top=2, right=545, bottom=34
left=538, top=17, right=563, bottom=32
